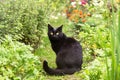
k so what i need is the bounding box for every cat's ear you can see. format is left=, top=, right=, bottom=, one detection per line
left=57, top=25, right=63, bottom=32
left=48, top=24, right=53, bottom=30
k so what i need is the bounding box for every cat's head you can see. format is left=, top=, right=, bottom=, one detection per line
left=48, top=24, right=65, bottom=40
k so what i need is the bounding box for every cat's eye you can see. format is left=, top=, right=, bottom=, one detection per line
left=50, top=32, right=53, bottom=35
left=56, top=32, right=59, bottom=35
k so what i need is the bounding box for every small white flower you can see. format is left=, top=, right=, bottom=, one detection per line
left=78, top=1, right=82, bottom=5
left=93, top=0, right=104, bottom=7
left=51, top=15, right=58, bottom=19
left=71, top=2, right=76, bottom=7
left=62, top=13, right=66, bottom=16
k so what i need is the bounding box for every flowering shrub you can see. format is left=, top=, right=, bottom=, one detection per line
left=65, top=0, right=91, bottom=24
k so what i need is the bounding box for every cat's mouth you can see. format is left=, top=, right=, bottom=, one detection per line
left=50, top=36, right=59, bottom=41
left=52, top=37, right=59, bottom=40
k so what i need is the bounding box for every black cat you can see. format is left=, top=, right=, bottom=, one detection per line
left=43, top=24, right=83, bottom=75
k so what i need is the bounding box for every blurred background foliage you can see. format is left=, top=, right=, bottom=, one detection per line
left=0, top=0, right=119, bottom=80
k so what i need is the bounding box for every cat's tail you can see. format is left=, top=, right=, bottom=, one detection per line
left=43, top=60, right=80, bottom=75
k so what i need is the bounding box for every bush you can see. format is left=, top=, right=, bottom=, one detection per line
left=0, top=36, right=41, bottom=79
left=72, top=23, right=111, bottom=64
left=0, top=0, right=46, bottom=50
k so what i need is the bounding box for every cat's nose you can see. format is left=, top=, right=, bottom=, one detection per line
left=53, top=35, right=56, bottom=37
left=53, top=35, right=57, bottom=38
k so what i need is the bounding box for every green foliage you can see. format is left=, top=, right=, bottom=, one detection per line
left=0, top=36, right=41, bottom=79
left=78, top=24, right=111, bottom=59
left=106, top=1, right=120, bottom=80
left=81, top=59, right=104, bottom=80
left=0, top=0, right=46, bottom=49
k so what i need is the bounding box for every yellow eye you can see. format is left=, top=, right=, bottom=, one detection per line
left=56, top=32, right=59, bottom=35
left=50, top=32, right=53, bottom=35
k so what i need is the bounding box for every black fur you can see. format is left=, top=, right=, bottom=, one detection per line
left=43, top=24, right=83, bottom=75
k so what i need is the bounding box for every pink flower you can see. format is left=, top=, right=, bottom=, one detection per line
left=79, top=0, right=87, bottom=6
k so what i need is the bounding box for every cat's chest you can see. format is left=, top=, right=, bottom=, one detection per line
left=50, top=38, right=76, bottom=54
left=51, top=43, right=62, bottom=54
left=51, top=43, right=72, bottom=54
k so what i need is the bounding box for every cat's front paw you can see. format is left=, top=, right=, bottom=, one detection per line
left=43, top=60, right=48, bottom=65
left=43, top=60, right=49, bottom=71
